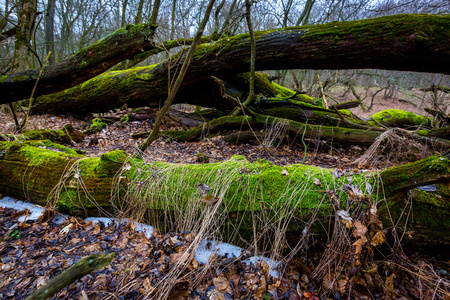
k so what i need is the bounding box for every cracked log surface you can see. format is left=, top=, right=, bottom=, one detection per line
left=31, top=14, right=450, bottom=115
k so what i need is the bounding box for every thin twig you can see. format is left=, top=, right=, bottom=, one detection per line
left=20, top=51, right=52, bottom=131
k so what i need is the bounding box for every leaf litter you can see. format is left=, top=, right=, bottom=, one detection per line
left=1, top=201, right=449, bottom=299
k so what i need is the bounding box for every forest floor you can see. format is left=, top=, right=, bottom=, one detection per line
left=1, top=88, right=449, bottom=299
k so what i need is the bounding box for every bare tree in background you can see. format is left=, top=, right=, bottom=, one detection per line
left=13, top=0, right=37, bottom=72
left=44, top=0, right=55, bottom=66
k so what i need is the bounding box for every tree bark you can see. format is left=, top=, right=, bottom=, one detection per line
left=27, top=14, right=450, bottom=115
left=13, top=0, right=37, bottom=72
left=44, top=0, right=56, bottom=66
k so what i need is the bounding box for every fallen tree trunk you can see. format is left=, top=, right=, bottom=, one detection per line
left=0, top=140, right=449, bottom=245
left=0, top=23, right=157, bottom=103
left=136, top=114, right=382, bottom=146
left=31, top=14, right=450, bottom=115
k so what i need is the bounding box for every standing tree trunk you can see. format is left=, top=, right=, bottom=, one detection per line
left=13, top=0, right=37, bottom=72
left=296, top=0, right=316, bottom=26
left=44, top=0, right=55, bottom=66
left=121, top=0, right=129, bottom=27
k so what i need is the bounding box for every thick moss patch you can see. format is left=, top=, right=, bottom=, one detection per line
left=368, top=109, right=431, bottom=128
left=0, top=140, right=126, bottom=214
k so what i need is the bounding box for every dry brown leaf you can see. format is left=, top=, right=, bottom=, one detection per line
left=353, top=235, right=368, bottom=254
left=386, top=274, right=395, bottom=295
left=202, top=195, right=219, bottom=206
left=281, top=169, right=289, bottom=176
left=59, top=223, right=73, bottom=235
left=143, top=277, right=155, bottom=294
left=169, top=247, right=188, bottom=264
left=84, top=243, right=102, bottom=252
left=337, top=210, right=353, bottom=228
left=370, top=231, right=386, bottom=246
left=78, top=290, right=88, bottom=300
left=190, top=258, right=198, bottom=270
left=36, top=276, right=48, bottom=289
left=353, top=220, right=368, bottom=237
left=313, top=177, right=321, bottom=186
left=322, top=273, right=333, bottom=291
left=338, top=277, right=348, bottom=294
left=92, top=224, right=101, bottom=235
left=213, top=276, right=232, bottom=293
left=260, top=259, right=269, bottom=274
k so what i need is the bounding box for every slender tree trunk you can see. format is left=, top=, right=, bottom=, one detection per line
left=149, top=0, right=161, bottom=24
left=213, top=0, right=226, bottom=35
left=135, top=0, right=144, bottom=24
left=121, top=0, right=129, bottom=27
left=219, top=0, right=237, bottom=35
left=296, top=0, right=316, bottom=26
left=44, top=0, right=55, bottom=66
left=232, top=0, right=256, bottom=116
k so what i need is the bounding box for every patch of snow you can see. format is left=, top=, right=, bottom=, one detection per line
left=416, top=184, right=439, bottom=192
left=243, top=256, right=282, bottom=278
left=85, top=217, right=115, bottom=227
left=0, top=196, right=45, bottom=222
left=194, top=240, right=242, bottom=265
left=132, top=221, right=154, bottom=239
left=0, top=196, right=68, bottom=224
left=52, top=214, right=67, bottom=225
left=85, top=216, right=154, bottom=238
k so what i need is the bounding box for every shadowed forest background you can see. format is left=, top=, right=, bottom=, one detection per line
left=1, top=0, right=450, bottom=299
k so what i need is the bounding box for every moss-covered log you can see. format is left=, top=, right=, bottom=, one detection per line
left=137, top=114, right=382, bottom=146
left=0, top=140, right=127, bottom=213
left=32, top=14, right=450, bottom=115
left=0, top=140, right=449, bottom=245
left=367, top=109, right=432, bottom=128
left=0, top=124, right=84, bottom=144
left=0, top=23, right=157, bottom=104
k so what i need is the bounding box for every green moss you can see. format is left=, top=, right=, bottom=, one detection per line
left=368, top=109, right=431, bottom=128
left=0, top=75, right=7, bottom=83
left=12, top=75, right=28, bottom=82
left=73, top=23, right=154, bottom=59
left=123, top=155, right=370, bottom=214
left=120, top=115, right=130, bottom=123
left=86, top=118, right=106, bottom=134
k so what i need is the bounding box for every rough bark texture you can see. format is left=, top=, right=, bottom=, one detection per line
left=0, top=23, right=157, bottom=103
left=0, top=140, right=449, bottom=245
left=29, top=14, right=450, bottom=114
